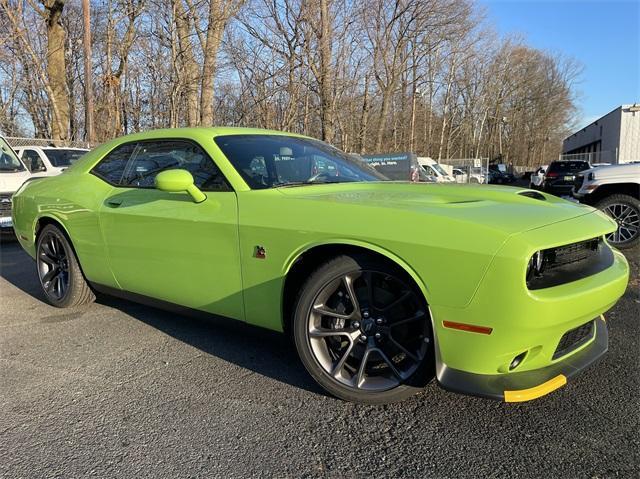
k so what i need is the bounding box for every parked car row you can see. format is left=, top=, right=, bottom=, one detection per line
left=0, top=136, right=89, bottom=232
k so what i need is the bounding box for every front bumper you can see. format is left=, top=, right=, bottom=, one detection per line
left=437, top=317, right=608, bottom=401
left=429, top=211, right=628, bottom=401
left=0, top=216, right=13, bottom=229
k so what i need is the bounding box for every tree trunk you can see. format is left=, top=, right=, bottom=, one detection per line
left=174, top=0, right=199, bottom=126
left=317, top=0, right=334, bottom=143
left=82, top=0, right=95, bottom=143
left=44, top=0, right=69, bottom=141
left=200, top=1, right=227, bottom=126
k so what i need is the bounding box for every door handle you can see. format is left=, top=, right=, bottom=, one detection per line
left=106, top=199, right=123, bottom=208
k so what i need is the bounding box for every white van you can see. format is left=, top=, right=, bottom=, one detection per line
left=0, top=137, right=33, bottom=230
left=417, top=157, right=455, bottom=183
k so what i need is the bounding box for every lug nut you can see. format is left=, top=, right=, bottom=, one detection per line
left=352, top=321, right=360, bottom=329
left=363, top=311, right=370, bottom=318
left=376, top=318, right=383, bottom=325
left=359, top=334, right=367, bottom=342
left=375, top=333, right=382, bottom=340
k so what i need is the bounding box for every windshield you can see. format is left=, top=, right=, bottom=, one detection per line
left=0, top=138, right=26, bottom=172
left=430, top=163, right=448, bottom=176
left=214, top=135, right=387, bottom=189
left=43, top=149, right=88, bottom=167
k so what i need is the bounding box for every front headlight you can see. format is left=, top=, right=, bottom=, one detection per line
left=526, top=250, right=545, bottom=282
left=587, top=172, right=595, bottom=181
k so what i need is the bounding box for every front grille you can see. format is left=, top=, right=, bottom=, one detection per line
left=0, top=194, right=12, bottom=216
left=553, top=320, right=595, bottom=360
left=527, top=237, right=614, bottom=290
left=545, top=238, right=601, bottom=270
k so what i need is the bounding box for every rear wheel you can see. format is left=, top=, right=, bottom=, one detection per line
left=36, top=224, right=95, bottom=307
left=597, top=194, right=640, bottom=249
left=293, top=254, right=434, bottom=404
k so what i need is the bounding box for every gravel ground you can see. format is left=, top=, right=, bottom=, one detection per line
left=1, top=238, right=638, bottom=478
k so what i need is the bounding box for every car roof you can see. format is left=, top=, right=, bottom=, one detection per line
left=110, top=126, right=310, bottom=143
left=16, top=146, right=89, bottom=150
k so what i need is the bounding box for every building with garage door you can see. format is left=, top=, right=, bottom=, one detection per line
left=562, top=104, right=640, bottom=164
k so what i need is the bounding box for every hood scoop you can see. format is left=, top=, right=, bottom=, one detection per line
left=518, top=190, right=547, bottom=201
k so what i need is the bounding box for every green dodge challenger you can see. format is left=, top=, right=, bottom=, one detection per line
left=12, top=128, right=629, bottom=404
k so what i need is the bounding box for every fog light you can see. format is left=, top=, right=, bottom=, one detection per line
left=509, top=352, right=527, bottom=371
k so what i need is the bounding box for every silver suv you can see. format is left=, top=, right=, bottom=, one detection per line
left=573, top=163, right=640, bottom=248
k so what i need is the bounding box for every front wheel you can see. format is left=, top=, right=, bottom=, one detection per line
left=597, top=194, right=640, bottom=249
left=36, top=224, right=95, bottom=307
left=293, top=255, right=434, bottom=404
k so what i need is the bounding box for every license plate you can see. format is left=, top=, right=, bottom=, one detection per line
left=564, top=175, right=574, bottom=181
left=0, top=216, right=13, bottom=228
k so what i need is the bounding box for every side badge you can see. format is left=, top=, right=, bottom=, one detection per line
left=254, top=245, right=267, bottom=259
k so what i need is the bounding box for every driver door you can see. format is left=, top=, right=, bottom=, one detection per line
left=97, top=139, right=244, bottom=320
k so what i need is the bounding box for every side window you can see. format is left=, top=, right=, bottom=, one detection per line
left=121, top=140, right=229, bottom=191
left=92, top=143, right=137, bottom=185
left=23, top=150, right=46, bottom=172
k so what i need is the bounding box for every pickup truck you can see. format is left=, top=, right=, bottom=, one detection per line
left=573, top=163, right=640, bottom=248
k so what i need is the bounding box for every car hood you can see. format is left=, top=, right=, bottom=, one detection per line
left=277, top=182, right=600, bottom=236
left=0, top=171, right=32, bottom=194
left=585, top=163, right=640, bottom=179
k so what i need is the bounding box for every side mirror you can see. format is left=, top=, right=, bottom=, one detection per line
left=155, top=169, right=206, bottom=203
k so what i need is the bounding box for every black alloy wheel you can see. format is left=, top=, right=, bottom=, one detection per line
left=293, top=254, right=434, bottom=404
left=597, top=194, right=640, bottom=249
left=36, top=224, right=95, bottom=307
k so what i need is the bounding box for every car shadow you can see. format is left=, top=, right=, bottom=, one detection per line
left=0, top=240, right=325, bottom=397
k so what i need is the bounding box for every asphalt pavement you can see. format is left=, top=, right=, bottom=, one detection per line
left=1, top=238, right=638, bottom=478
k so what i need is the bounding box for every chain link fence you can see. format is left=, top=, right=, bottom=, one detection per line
left=439, top=158, right=491, bottom=184
left=5, top=137, right=94, bottom=150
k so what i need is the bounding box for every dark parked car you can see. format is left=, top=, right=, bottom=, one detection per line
left=488, top=164, right=516, bottom=184
left=543, top=160, right=590, bottom=196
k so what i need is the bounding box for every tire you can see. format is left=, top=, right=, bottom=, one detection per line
left=293, top=254, right=435, bottom=404
left=596, top=194, right=640, bottom=249
left=36, top=224, right=95, bottom=307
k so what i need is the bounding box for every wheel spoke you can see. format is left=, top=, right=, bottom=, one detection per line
left=390, top=309, right=426, bottom=327
left=342, top=274, right=360, bottom=312
left=312, top=305, right=351, bottom=320
left=42, top=267, right=59, bottom=284
left=374, top=347, right=404, bottom=381
left=388, top=336, right=420, bottom=362
left=309, top=327, right=354, bottom=338
left=41, top=242, right=56, bottom=260
left=331, top=340, right=355, bottom=378
left=53, top=275, right=60, bottom=297
left=58, top=273, right=67, bottom=296
left=49, top=236, right=59, bottom=257
left=39, top=251, right=56, bottom=266
left=363, top=271, right=375, bottom=309
left=355, top=347, right=371, bottom=388
left=380, top=290, right=412, bottom=313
